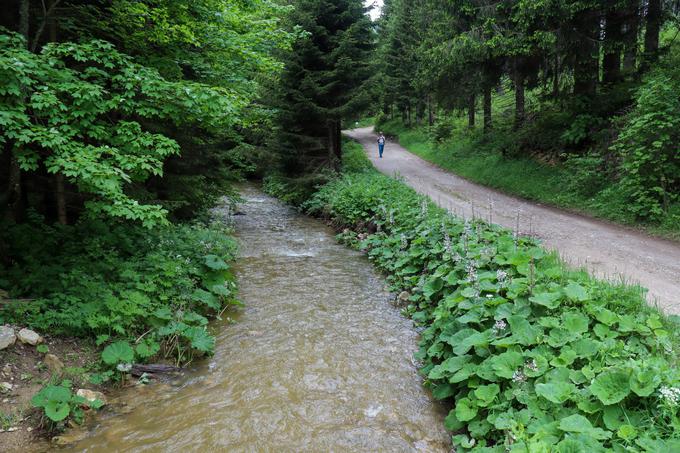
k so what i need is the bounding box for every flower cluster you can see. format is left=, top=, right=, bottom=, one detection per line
left=492, top=319, right=507, bottom=333
left=512, top=369, right=527, bottom=383
left=659, top=386, right=680, bottom=406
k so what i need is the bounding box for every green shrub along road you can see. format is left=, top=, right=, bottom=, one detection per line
left=376, top=118, right=680, bottom=241
left=301, top=141, right=680, bottom=451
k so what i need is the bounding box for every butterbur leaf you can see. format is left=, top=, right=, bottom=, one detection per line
left=617, top=424, right=637, bottom=440
left=184, top=327, right=214, bottom=353
left=563, top=312, right=589, bottom=334
left=530, top=292, right=562, bottom=309
left=558, top=414, right=611, bottom=440
left=101, top=341, right=135, bottom=365
left=192, top=289, right=220, bottom=310
left=432, top=383, right=456, bottom=400
left=564, top=282, right=589, bottom=301
left=428, top=355, right=472, bottom=380
left=630, top=368, right=661, bottom=397
left=490, top=350, right=523, bottom=379
left=589, top=369, right=631, bottom=405
left=454, top=397, right=477, bottom=421
left=507, top=315, right=542, bottom=345
left=536, top=382, right=576, bottom=404
left=135, top=340, right=160, bottom=359
left=473, top=384, right=499, bottom=407
left=444, top=409, right=464, bottom=431
left=204, top=254, right=229, bottom=270
left=45, top=400, right=70, bottom=421
left=423, top=277, right=444, bottom=299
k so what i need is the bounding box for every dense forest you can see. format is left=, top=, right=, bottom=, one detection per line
left=371, top=0, right=680, bottom=235
left=1, top=0, right=679, bottom=451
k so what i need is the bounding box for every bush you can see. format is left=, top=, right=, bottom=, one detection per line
left=306, top=170, right=680, bottom=451
left=0, top=217, right=239, bottom=366
left=612, top=62, right=680, bottom=220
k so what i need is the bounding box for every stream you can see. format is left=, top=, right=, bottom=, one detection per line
left=64, top=185, right=449, bottom=452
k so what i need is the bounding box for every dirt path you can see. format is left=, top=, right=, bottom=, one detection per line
left=345, top=127, right=680, bottom=315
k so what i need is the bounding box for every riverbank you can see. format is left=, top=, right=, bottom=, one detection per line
left=298, top=142, right=680, bottom=451
left=0, top=216, right=239, bottom=448
left=0, top=326, right=100, bottom=452
left=376, top=119, right=680, bottom=241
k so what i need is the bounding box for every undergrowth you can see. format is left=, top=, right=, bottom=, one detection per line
left=303, top=147, right=680, bottom=451
left=0, top=215, right=239, bottom=375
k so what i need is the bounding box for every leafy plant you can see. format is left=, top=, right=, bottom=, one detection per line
left=31, top=381, right=101, bottom=425
left=305, top=158, right=680, bottom=451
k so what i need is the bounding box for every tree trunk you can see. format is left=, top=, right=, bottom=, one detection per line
left=427, top=95, right=434, bottom=126
left=468, top=94, right=475, bottom=128
left=552, top=53, right=560, bottom=98
left=483, top=87, right=492, bottom=133
left=514, top=71, right=525, bottom=129
left=573, top=11, right=599, bottom=96
left=327, top=120, right=341, bottom=170
left=602, top=9, right=623, bottom=84
left=623, top=3, right=639, bottom=72
left=7, top=0, right=30, bottom=222
left=55, top=173, right=67, bottom=225
left=643, top=0, right=661, bottom=66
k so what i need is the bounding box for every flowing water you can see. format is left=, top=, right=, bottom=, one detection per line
left=65, top=185, right=449, bottom=452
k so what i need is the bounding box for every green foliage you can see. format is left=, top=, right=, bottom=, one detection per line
left=0, top=31, right=236, bottom=225
left=31, top=380, right=101, bottom=425
left=612, top=53, right=680, bottom=220
left=306, top=168, right=680, bottom=451
left=0, top=217, right=238, bottom=364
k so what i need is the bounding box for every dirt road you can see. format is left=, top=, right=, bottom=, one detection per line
left=345, top=127, right=680, bottom=314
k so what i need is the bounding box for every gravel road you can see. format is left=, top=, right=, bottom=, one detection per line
left=345, top=127, right=680, bottom=314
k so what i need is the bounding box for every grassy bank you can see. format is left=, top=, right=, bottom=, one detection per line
left=301, top=142, right=680, bottom=451
left=377, top=118, right=680, bottom=241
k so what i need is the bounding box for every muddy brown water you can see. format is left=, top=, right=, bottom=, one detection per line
left=62, top=185, right=449, bottom=452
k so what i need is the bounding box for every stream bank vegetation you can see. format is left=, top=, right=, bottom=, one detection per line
left=0, top=0, right=295, bottom=440
left=302, top=144, right=680, bottom=451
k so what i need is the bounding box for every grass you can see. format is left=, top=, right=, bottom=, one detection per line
left=376, top=118, right=680, bottom=241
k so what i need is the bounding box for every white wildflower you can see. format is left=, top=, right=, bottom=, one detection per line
left=659, top=386, right=680, bottom=406
left=493, top=319, right=507, bottom=333
left=512, top=369, right=526, bottom=383
left=525, top=359, right=539, bottom=372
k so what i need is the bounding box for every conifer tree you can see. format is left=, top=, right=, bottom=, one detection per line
left=272, top=0, right=373, bottom=175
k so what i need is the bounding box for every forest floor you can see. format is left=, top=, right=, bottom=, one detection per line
left=345, top=127, right=680, bottom=315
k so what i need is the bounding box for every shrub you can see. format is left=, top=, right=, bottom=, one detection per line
left=306, top=170, right=680, bottom=452
left=0, top=217, right=239, bottom=366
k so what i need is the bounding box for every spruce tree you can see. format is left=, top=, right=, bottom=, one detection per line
left=272, top=0, right=373, bottom=175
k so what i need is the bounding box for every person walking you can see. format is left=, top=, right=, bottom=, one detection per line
left=377, top=132, right=386, bottom=158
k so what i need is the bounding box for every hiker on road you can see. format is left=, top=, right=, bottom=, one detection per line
left=377, top=132, right=386, bottom=158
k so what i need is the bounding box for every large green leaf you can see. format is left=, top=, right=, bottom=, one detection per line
left=101, top=341, right=135, bottom=365
left=204, top=254, right=229, bottom=270
left=564, top=282, right=589, bottom=302
left=428, top=355, right=472, bottom=380
left=507, top=315, right=542, bottom=346
left=490, top=350, right=524, bottom=379
left=535, top=381, right=576, bottom=404
left=589, top=369, right=631, bottom=405
left=473, top=384, right=500, bottom=407
left=530, top=292, right=562, bottom=309
left=629, top=368, right=661, bottom=397
left=558, top=414, right=611, bottom=440
left=454, top=397, right=478, bottom=422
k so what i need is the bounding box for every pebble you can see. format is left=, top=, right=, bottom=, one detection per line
left=17, top=328, right=42, bottom=345
left=76, top=388, right=107, bottom=406
left=0, top=325, right=16, bottom=350
left=0, top=382, right=13, bottom=392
